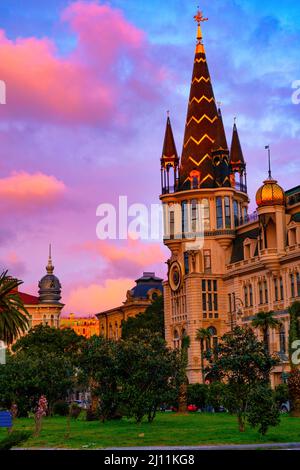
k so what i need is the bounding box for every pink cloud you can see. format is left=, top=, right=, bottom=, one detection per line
left=0, top=1, right=165, bottom=125
left=0, top=171, right=66, bottom=207
left=65, top=278, right=134, bottom=315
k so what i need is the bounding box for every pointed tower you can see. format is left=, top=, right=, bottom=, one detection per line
left=212, top=107, right=231, bottom=188
left=38, top=245, right=62, bottom=304
left=179, top=10, right=219, bottom=190
left=161, top=114, right=179, bottom=194
left=229, top=121, right=247, bottom=192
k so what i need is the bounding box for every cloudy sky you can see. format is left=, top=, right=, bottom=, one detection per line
left=0, top=0, right=299, bottom=315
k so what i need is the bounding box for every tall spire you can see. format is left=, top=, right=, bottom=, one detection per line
left=160, top=113, right=179, bottom=194
left=230, top=121, right=245, bottom=166
left=212, top=107, right=228, bottom=152
left=179, top=9, right=219, bottom=190
left=46, top=244, right=54, bottom=275
left=161, top=114, right=179, bottom=168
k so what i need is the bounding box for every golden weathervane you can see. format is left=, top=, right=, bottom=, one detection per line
left=194, top=7, right=208, bottom=48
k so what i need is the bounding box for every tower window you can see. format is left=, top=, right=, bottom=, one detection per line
left=169, top=211, right=175, bottom=239
left=202, top=279, right=218, bottom=318
left=233, top=200, right=239, bottom=227
left=202, top=198, right=210, bottom=230
left=182, top=201, right=188, bottom=238
left=184, top=252, right=189, bottom=275
left=191, top=199, right=198, bottom=233
left=216, top=197, right=223, bottom=229
left=224, top=196, right=231, bottom=229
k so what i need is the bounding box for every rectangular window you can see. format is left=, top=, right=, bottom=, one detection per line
left=291, top=274, right=295, bottom=298
left=182, top=201, right=188, bottom=238
left=233, top=200, right=239, bottom=227
left=264, top=281, right=268, bottom=304
left=191, top=199, right=197, bottom=233
left=259, top=282, right=263, bottom=304
left=184, top=252, right=189, bottom=275
left=224, top=196, right=231, bottom=228
left=204, top=250, right=211, bottom=273
left=274, top=278, right=279, bottom=302
left=202, top=198, right=210, bottom=230
left=202, top=293, right=207, bottom=312
left=280, top=277, right=284, bottom=301
left=208, top=293, right=213, bottom=311
left=244, top=285, right=248, bottom=308
left=249, top=285, right=253, bottom=306
left=297, top=273, right=300, bottom=297
left=216, top=197, right=223, bottom=229
left=228, top=294, right=232, bottom=313
left=169, top=211, right=175, bottom=239
left=214, top=293, right=218, bottom=311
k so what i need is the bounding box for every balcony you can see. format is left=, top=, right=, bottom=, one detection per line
left=233, top=181, right=248, bottom=194
left=235, top=211, right=259, bottom=227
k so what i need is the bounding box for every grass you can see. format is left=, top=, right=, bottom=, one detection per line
left=1, top=412, right=300, bottom=449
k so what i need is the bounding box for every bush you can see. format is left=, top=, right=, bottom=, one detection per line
left=85, top=407, right=99, bottom=421
left=53, top=400, right=69, bottom=416
left=274, top=383, right=289, bottom=407
left=0, top=431, right=32, bottom=450
left=187, top=384, right=208, bottom=409
left=69, top=402, right=81, bottom=419
left=207, top=382, right=226, bottom=411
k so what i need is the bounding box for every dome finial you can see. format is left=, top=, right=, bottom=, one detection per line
left=46, top=243, right=54, bottom=274
left=265, top=145, right=272, bottom=179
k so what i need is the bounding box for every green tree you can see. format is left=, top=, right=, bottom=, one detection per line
left=195, top=328, right=212, bottom=383
left=121, top=296, right=164, bottom=339
left=247, top=385, right=280, bottom=435
left=187, top=384, right=208, bottom=409
left=287, top=302, right=300, bottom=417
left=12, top=324, right=85, bottom=357
left=178, top=334, right=190, bottom=413
left=205, top=326, right=278, bottom=432
left=0, top=271, right=29, bottom=345
left=251, top=311, right=281, bottom=353
left=0, top=352, right=74, bottom=416
left=118, top=331, right=179, bottom=423
left=78, top=336, right=120, bottom=421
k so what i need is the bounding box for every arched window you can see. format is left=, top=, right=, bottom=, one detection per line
left=174, top=330, right=180, bottom=349
left=50, top=315, right=54, bottom=327
left=208, top=326, right=218, bottom=350
left=279, top=324, right=286, bottom=354
left=264, top=280, right=269, bottom=304
left=109, top=323, right=113, bottom=339
left=244, top=285, right=248, bottom=307
left=249, top=284, right=253, bottom=307
left=291, top=273, right=295, bottom=298
left=279, top=277, right=284, bottom=301
left=259, top=282, right=263, bottom=305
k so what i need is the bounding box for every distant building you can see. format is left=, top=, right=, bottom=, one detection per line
left=60, top=313, right=99, bottom=338
left=16, top=247, right=64, bottom=331
left=96, top=272, right=163, bottom=339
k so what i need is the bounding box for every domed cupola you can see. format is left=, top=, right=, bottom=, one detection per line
left=38, top=246, right=62, bottom=304
left=256, top=146, right=285, bottom=208
left=256, top=178, right=285, bottom=208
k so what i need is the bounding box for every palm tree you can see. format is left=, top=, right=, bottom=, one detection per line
left=195, top=328, right=212, bottom=383
left=251, top=311, right=281, bottom=352
left=178, top=334, right=190, bottom=413
left=0, top=271, right=29, bottom=345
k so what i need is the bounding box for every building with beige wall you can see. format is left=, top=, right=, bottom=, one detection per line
left=96, top=272, right=163, bottom=339
left=60, top=314, right=99, bottom=338
left=160, top=11, right=300, bottom=387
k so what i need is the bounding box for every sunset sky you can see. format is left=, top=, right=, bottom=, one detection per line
left=0, top=0, right=299, bottom=315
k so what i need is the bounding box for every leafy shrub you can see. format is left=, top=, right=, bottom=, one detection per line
left=0, top=431, right=32, bottom=450
left=53, top=400, right=69, bottom=416
left=187, top=384, right=208, bottom=409
left=274, top=383, right=289, bottom=407
left=207, top=382, right=226, bottom=411
left=69, top=402, right=81, bottom=419
left=85, top=407, right=98, bottom=421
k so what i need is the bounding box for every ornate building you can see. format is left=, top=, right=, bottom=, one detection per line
left=60, top=314, right=99, bottom=338
left=160, top=11, right=300, bottom=387
left=15, top=247, right=64, bottom=331
left=96, top=272, right=163, bottom=339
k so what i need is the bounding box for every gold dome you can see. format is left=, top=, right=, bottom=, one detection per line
left=256, top=179, right=285, bottom=207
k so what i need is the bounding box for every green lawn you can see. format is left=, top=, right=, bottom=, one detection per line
left=1, top=412, right=300, bottom=449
